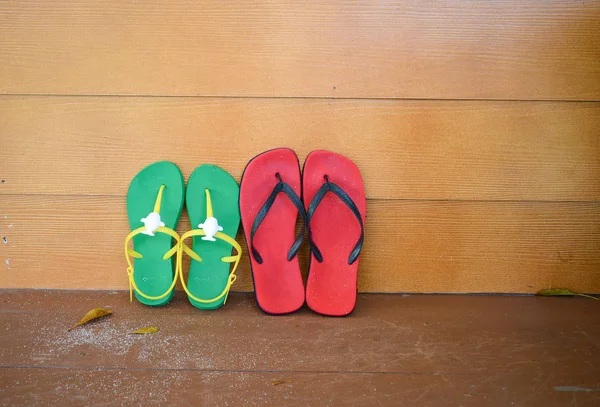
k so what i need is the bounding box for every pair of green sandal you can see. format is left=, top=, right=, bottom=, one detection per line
left=124, top=161, right=241, bottom=310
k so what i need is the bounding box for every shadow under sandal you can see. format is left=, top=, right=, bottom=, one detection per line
left=180, top=164, right=242, bottom=310
left=303, top=150, right=366, bottom=316
left=240, top=148, right=306, bottom=315
left=125, top=161, right=185, bottom=306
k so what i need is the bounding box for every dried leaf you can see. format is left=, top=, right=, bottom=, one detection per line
left=536, top=288, right=598, bottom=301
left=537, top=288, right=576, bottom=296
left=272, top=380, right=289, bottom=386
left=68, top=308, right=112, bottom=331
left=130, top=326, right=158, bottom=335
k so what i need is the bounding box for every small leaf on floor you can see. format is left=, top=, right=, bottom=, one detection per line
left=68, top=308, right=112, bottom=331
left=272, top=380, right=289, bottom=386
left=536, top=288, right=598, bottom=300
left=130, top=326, right=158, bottom=334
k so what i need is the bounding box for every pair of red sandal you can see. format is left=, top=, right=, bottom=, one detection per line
left=240, top=148, right=366, bottom=316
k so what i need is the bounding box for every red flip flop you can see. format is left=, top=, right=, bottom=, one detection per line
left=303, top=150, right=366, bottom=316
left=240, top=148, right=307, bottom=315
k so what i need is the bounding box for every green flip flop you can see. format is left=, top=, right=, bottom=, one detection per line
left=180, top=164, right=242, bottom=310
left=125, top=161, right=184, bottom=306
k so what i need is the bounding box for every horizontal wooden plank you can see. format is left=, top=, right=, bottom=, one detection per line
left=1, top=196, right=598, bottom=293
left=1, top=366, right=598, bottom=406
left=0, top=0, right=599, bottom=99
left=1, top=97, right=599, bottom=200
left=0, top=291, right=599, bottom=406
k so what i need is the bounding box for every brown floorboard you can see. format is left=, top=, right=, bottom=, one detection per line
left=1, top=290, right=599, bottom=406
left=2, top=368, right=599, bottom=406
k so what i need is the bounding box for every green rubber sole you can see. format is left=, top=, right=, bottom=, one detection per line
left=127, top=161, right=184, bottom=306
left=185, top=164, right=240, bottom=310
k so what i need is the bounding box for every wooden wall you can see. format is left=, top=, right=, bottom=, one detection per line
left=1, top=0, right=599, bottom=293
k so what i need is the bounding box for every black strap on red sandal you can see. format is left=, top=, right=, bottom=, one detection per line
left=307, top=175, right=364, bottom=265
left=250, top=173, right=307, bottom=264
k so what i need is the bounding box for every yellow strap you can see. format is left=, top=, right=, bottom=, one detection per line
left=205, top=188, right=214, bottom=218
left=154, top=185, right=166, bottom=213
left=124, top=226, right=181, bottom=302
left=182, top=240, right=202, bottom=262
left=179, top=229, right=242, bottom=304
left=128, top=248, right=143, bottom=259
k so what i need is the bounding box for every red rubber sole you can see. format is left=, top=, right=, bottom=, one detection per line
left=303, top=150, right=366, bottom=316
left=239, top=148, right=305, bottom=315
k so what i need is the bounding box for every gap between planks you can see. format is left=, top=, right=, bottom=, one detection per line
left=2, top=193, right=600, bottom=205
left=2, top=93, right=600, bottom=103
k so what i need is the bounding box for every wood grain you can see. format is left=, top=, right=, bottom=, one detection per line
left=1, top=0, right=599, bottom=99
left=1, top=195, right=598, bottom=293
left=1, top=290, right=599, bottom=406
left=1, top=97, right=599, bottom=200
left=5, top=368, right=599, bottom=407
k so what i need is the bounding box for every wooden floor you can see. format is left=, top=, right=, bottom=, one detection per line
left=1, top=290, right=599, bottom=406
